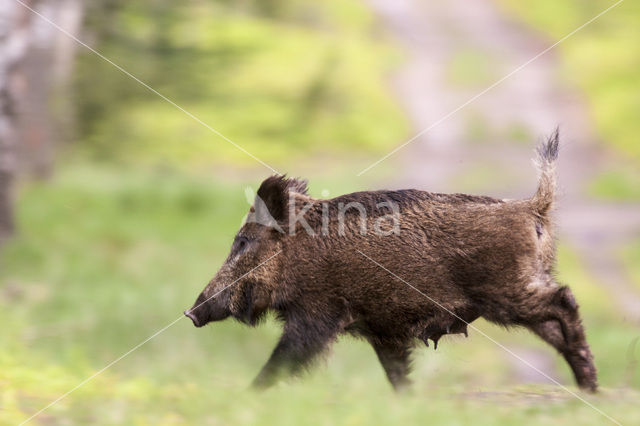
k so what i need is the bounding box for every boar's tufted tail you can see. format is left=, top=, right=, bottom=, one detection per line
left=531, top=128, right=559, bottom=216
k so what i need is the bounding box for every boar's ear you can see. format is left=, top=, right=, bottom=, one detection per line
left=256, top=175, right=308, bottom=223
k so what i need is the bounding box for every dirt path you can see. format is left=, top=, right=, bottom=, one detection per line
left=366, top=0, right=640, bottom=384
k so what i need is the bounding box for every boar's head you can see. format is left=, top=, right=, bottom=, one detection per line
left=184, top=175, right=308, bottom=327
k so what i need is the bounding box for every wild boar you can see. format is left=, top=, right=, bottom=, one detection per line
left=184, top=131, right=597, bottom=392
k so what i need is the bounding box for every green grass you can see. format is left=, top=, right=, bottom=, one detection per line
left=2, top=165, right=639, bottom=424
left=497, top=0, right=640, bottom=164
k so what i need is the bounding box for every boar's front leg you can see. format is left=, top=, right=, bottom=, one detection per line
left=370, top=338, right=412, bottom=391
left=251, top=319, right=339, bottom=389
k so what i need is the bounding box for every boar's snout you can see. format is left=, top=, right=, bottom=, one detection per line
left=183, top=309, right=200, bottom=327
left=184, top=288, right=231, bottom=328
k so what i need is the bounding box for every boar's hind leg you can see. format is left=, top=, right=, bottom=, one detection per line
left=251, top=321, right=338, bottom=389
left=527, top=287, right=598, bottom=392
left=370, top=338, right=412, bottom=391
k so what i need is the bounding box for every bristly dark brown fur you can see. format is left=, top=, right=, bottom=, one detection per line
left=185, top=131, right=598, bottom=392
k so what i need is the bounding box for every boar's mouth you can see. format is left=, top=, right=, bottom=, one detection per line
left=235, top=281, right=271, bottom=327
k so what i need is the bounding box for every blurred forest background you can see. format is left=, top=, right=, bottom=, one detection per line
left=1, top=0, right=639, bottom=424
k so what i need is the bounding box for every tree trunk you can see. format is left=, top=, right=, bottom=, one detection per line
left=16, top=0, right=84, bottom=179
left=0, top=0, right=84, bottom=244
left=0, top=0, right=32, bottom=242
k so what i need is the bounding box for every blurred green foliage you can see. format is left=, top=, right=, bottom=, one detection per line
left=589, top=166, right=640, bottom=201
left=622, top=241, right=640, bottom=291
left=497, top=0, right=640, bottom=163
left=446, top=48, right=499, bottom=88
left=73, top=0, right=407, bottom=168
left=2, top=166, right=639, bottom=424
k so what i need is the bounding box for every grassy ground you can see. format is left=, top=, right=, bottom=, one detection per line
left=2, top=166, right=639, bottom=425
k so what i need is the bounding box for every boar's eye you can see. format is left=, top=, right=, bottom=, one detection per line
left=234, top=235, right=251, bottom=256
